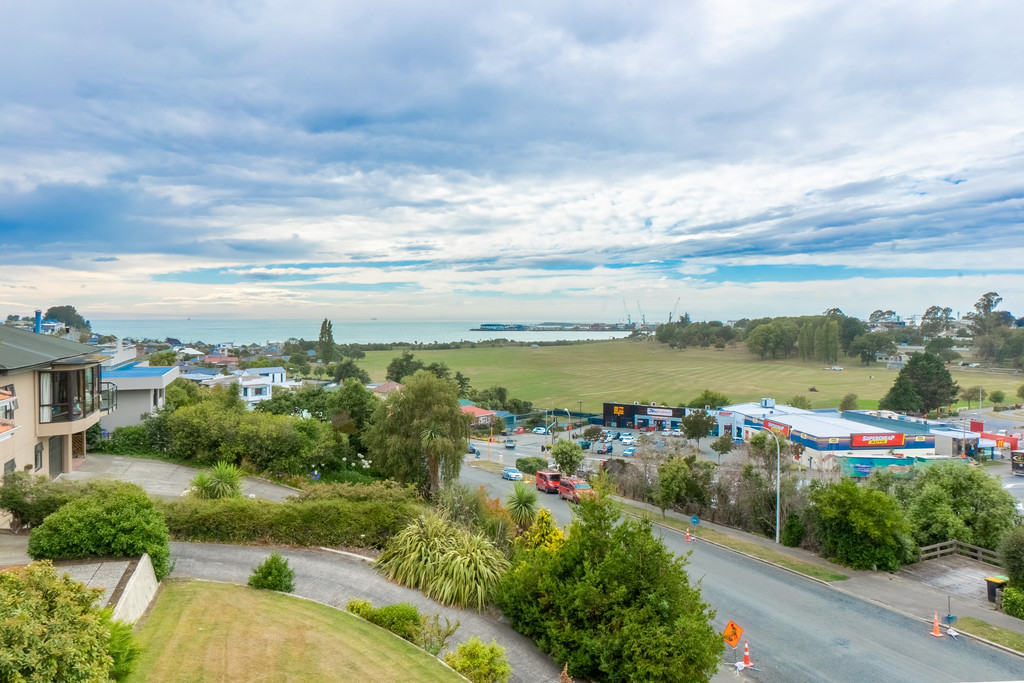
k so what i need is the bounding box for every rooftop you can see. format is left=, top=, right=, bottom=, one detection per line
left=102, top=362, right=178, bottom=379
left=0, top=324, right=107, bottom=371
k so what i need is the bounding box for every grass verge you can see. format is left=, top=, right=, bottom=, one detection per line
left=619, top=501, right=849, bottom=582
left=468, top=460, right=505, bottom=475
left=128, top=581, right=462, bottom=683
left=956, top=616, right=1024, bottom=652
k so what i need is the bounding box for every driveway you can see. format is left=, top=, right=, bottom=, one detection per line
left=59, top=454, right=298, bottom=502
left=169, top=542, right=563, bottom=683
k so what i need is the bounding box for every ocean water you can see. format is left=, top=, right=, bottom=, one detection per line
left=89, top=319, right=633, bottom=346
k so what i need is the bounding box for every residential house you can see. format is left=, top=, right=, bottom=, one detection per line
left=461, top=405, right=496, bottom=427
left=0, top=325, right=116, bottom=488
left=201, top=374, right=273, bottom=408
left=368, top=381, right=403, bottom=398
left=98, top=340, right=179, bottom=431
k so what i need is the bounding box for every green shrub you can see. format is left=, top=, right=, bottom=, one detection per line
left=27, top=482, right=172, bottom=580
left=159, top=495, right=421, bottom=548
left=0, top=561, right=132, bottom=681
left=415, top=613, right=460, bottom=656
left=781, top=514, right=805, bottom=548
left=998, top=526, right=1024, bottom=587
left=373, top=511, right=510, bottom=610
left=345, top=597, right=373, bottom=619
left=505, top=482, right=538, bottom=529
left=0, top=471, right=93, bottom=531
left=808, top=480, right=916, bottom=571
left=1003, top=586, right=1024, bottom=620
left=247, top=552, right=295, bottom=592
left=443, top=637, right=512, bottom=683
left=105, top=425, right=155, bottom=454
left=191, top=461, right=244, bottom=499
left=104, top=612, right=142, bottom=681
left=515, top=457, right=547, bottom=475
left=291, top=480, right=419, bottom=505
left=368, top=602, right=421, bottom=641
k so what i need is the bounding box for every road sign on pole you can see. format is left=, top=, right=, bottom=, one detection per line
left=723, top=621, right=743, bottom=648
left=691, top=514, right=700, bottom=526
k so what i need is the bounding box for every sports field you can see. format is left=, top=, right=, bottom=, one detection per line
left=359, top=340, right=1023, bottom=413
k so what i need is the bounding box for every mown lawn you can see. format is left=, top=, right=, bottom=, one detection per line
left=128, top=581, right=462, bottom=683
left=358, top=340, right=1024, bottom=414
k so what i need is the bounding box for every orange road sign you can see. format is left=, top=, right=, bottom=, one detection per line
left=723, top=621, right=743, bottom=648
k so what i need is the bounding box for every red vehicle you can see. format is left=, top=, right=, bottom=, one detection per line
left=558, top=477, right=593, bottom=503
left=535, top=470, right=561, bottom=494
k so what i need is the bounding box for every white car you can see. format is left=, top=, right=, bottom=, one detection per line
left=533, top=426, right=550, bottom=435
left=671, top=428, right=682, bottom=437
left=620, top=435, right=635, bottom=446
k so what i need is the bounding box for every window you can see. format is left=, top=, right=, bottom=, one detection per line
left=38, top=367, right=101, bottom=423
left=3, top=459, right=14, bottom=474
left=35, top=443, right=43, bottom=470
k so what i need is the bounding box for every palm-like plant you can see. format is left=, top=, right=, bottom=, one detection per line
left=505, top=482, right=539, bottom=530
left=190, top=461, right=243, bottom=499
left=427, top=532, right=510, bottom=611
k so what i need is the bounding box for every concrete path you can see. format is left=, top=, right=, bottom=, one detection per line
left=170, top=542, right=564, bottom=683
left=58, top=454, right=298, bottom=502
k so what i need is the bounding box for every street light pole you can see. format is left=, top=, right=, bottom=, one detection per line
left=763, top=428, right=782, bottom=544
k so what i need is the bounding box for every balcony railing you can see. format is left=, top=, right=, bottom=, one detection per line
left=101, top=382, right=118, bottom=413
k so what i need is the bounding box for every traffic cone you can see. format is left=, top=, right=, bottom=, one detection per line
left=743, top=641, right=753, bottom=667
left=930, top=611, right=943, bottom=637
left=685, top=528, right=692, bottom=542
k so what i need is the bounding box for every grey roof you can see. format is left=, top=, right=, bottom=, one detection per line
left=0, top=324, right=106, bottom=371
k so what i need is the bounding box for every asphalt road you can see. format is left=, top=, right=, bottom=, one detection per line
left=460, top=464, right=1024, bottom=682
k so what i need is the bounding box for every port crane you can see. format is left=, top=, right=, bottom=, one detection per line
left=622, top=300, right=632, bottom=327
left=636, top=300, right=646, bottom=327
left=669, top=297, right=681, bottom=324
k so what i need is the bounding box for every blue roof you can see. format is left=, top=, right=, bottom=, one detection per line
left=103, top=362, right=177, bottom=378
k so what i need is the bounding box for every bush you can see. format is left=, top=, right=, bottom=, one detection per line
left=999, top=526, right=1024, bottom=588
left=781, top=514, right=805, bottom=548
left=291, top=480, right=419, bottom=505
left=415, top=613, right=460, bottom=656
left=345, top=597, right=373, bottom=619
left=808, top=480, right=915, bottom=571
left=248, top=551, right=295, bottom=592
left=159, top=495, right=422, bottom=549
left=0, top=471, right=93, bottom=531
left=0, top=561, right=138, bottom=681
left=368, top=602, right=422, bottom=642
left=28, top=481, right=172, bottom=580
left=374, top=511, right=510, bottom=610
left=515, top=457, right=547, bottom=475
left=443, top=637, right=512, bottom=683
left=191, top=461, right=244, bottom=499
left=105, top=425, right=156, bottom=454
left=1003, top=586, right=1024, bottom=620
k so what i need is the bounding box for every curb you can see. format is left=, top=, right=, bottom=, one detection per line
left=318, top=547, right=374, bottom=564
left=627, top=510, right=1024, bottom=660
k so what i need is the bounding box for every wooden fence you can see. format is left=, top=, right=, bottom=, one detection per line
left=918, top=539, right=1001, bottom=566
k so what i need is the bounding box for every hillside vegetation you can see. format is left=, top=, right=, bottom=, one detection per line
left=358, top=340, right=1022, bottom=412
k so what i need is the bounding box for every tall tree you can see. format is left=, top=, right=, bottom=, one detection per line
left=878, top=375, right=924, bottom=413
left=880, top=353, right=956, bottom=413
left=681, top=410, right=718, bottom=448
left=317, top=318, right=336, bottom=362
left=551, top=440, right=585, bottom=478
left=814, top=319, right=840, bottom=364
left=848, top=331, right=897, bottom=365
left=920, top=305, right=953, bottom=338
left=43, top=305, right=90, bottom=331
left=686, top=389, right=730, bottom=410
left=366, top=370, right=469, bottom=498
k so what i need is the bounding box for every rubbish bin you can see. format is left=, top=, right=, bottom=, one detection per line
left=986, top=576, right=1008, bottom=603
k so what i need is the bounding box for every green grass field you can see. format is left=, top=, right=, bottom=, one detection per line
left=358, top=340, right=1024, bottom=414
left=128, top=581, right=462, bottom=683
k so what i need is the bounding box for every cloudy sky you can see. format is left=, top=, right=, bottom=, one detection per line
left=2, top=1, right=1022, bottom=323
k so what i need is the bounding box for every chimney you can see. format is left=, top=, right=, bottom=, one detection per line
left=34, top=310, right=42, bottom=334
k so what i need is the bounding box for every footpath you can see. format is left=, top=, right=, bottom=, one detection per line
left=621, top=497, right=1024, bottom=656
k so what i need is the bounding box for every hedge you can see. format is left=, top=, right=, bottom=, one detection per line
left=515, top=457, right=547, bottom=475
left=158, top=496, right=423, bottom=548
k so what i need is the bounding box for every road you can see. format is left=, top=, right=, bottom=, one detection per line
left=460, top=464, right=1024, bottom=682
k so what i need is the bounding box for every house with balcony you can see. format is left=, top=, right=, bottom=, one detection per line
left=0, top=325, right=116, bottom=486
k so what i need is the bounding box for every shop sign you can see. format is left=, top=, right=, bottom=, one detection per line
left=764, top=419, right=791, bottom=437
left=646, top=407, right=673, bottom=417
left=851, top=433, right=905, bottom=448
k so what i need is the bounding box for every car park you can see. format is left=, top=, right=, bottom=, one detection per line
left=558, top=477, right=593, bottom=503
left=623, top=446, right=636, bottom=456
left=501, top=467, right=524, bottom=481
left=535, top=470, right=562, bottom=493
left=504, top=439, right=516, bottom=449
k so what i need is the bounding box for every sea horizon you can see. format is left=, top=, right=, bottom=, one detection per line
left=88, top=318, right=633, bottom=346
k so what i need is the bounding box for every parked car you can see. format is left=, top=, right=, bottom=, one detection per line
left=533, top=426, right=550, bottom=435
left=504, top=439, right=516, bottom=449
left=558, top=477, right=593, bottom=503
left=620, top=435, right=635, bottom=446
left=577, top=440, right=592, bottom=450
left=535, top=470, right=562, bottom=493
left=501, top=467, right=524, bottom=481
left=623, top=446, right=637, bottom=456
left=596, top=442, right=613, bottom=454
left=671, top=428, right=682, bottom=437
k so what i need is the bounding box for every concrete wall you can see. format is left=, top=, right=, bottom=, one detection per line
left=112, top=553, right=159, bottom=624
left=101, top=389, right=157, bottom=432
